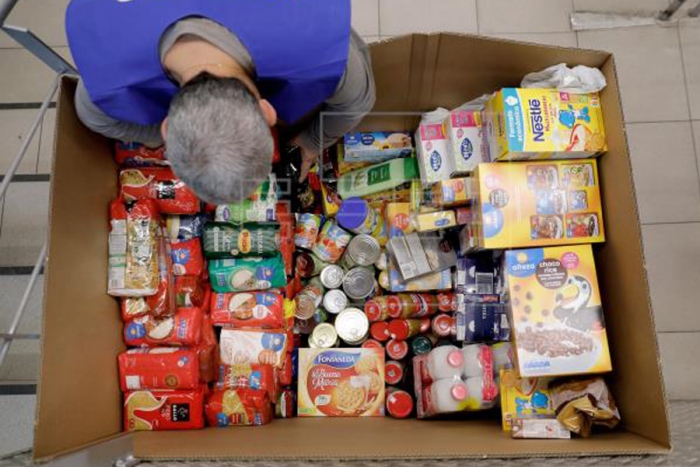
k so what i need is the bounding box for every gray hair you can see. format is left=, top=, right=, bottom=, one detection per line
left=165, top=74, right=273, bottom=205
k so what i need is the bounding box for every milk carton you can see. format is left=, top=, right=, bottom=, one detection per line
left=415, top=121, right=453, bottom=184
left=485, top=88, right=607, bottom=161
left=444, top=108, right=488, bottom=174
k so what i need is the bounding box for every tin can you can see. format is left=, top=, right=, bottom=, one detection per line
left=375, top=251, right=390, bottom=271
left=319, top=264, right=345, bottom=289
left=387, top=294, right=440, bottom=319
left=339, top=234, right=381, bottom=269
left=386, top=339, right=409, bottom=360
left=378, top=271, right=390, bottom=290
left=342, top=267, right=377, bottom=301
left=336, top=197, right=384, bottom=236
left=295, top=251, right=329, bottom=279
left=294, top=317, right=316, bottom=335
left=370, top=321, right=391, bottom=342
left=386, top=387, right=414, bottom=419
left=294, top=214, right=322, bottom=250
left=309, top=323, right=339, bottom=348
left=385, top=360, right=405, bottom=385
left=388, top=319, right=426, bottom=341
left=411, top=335, right=433, bottom=356
left=364, top=296, right=390, bottom=322
left=334, top=307, right=369, bottom=345
left=322, top=289, right=348, bottom=315
left=312, top=220, right=352, bottom=263
left=362, top=339, right=384, bottom=349
left=431, top=313, right=456, bottom=337
left=294, top=278, right=325, bottom=320
left=314, top=308, right=329, bottom=325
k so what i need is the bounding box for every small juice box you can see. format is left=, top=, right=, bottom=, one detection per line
left=430, top=177, right=473, bottom=208
left=485, top=88, right=607, bottom=161
left=444, top=108, right=488, bottom=174
left=415, top=122, right=454, bottom=184
left=411, top=211, right=457, bottom=232
left=343, top=131, right=413, bottom=163
left=385, top=202, right=414, bottom=239
left=297, top=348, right=385, bottom=417
left=473, top=160, right=604, bottom=249
left=504, top=245, right=612, bottom=377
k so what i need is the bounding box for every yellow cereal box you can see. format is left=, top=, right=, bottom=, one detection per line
left=474, top=160, right=604, bottom=249
left=485, top=88, right=607, bottom=161
left=505, top=245, right=612, bottom=377
left=297, top=348, right=385, bottom=417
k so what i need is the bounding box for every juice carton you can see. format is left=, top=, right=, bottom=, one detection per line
left=415, top=121, right=454, bottom=184
left=343, top=131, right=413, bottom=163
left=485, top=88, right=607, bottom=161
left=337, top=158, right=418, bottom=199
left=444, top=108, right=488, bottom=174
left=504, top=245, right=612, bottom=377
left=297, top=348, right=385, bottom=417
left=473, top=160, right=605, bottom=249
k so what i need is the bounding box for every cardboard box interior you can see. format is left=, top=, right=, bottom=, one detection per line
left=33, top=34, right=671, bottom=462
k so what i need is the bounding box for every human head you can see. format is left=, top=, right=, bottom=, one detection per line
left=163, top=72, right=276, bottom=205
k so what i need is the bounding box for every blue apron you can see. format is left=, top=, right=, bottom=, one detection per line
left=66, top=0, right=351, bottom=125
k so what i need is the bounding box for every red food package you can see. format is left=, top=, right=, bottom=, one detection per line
left=114, top=142, right=168, bottom=167
left=124, top=307, right=203, bottom=347
left=285, top=275, right=303, bottom=300
left=200, top=285, right=212, bottom=314
left=118, top=348, right=199, bottom=391
left=124, top=385, right=206, bottom=431
left=205, top=388, right=273, bottom=427
left=175, top=276, right=206, bottom=308
left=196, top=315, right=217, bottom=383
left=170, top=238, right=204, bottom=276
left=277, top=351, right=294, bottom=387
left=120, top=167, right=199, bottom=215
left=275, top=388, right=297, bottom=419
left=275, top=202, right=295, bottom=276
left=215, top=363, right=279, bottom=401
left=210, top=292, right=285, bottom=329
left=271, top=127, right=281, bottom=165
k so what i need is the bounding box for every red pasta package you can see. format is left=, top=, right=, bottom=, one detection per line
left=118, top=348, right=199, bottom=391
left=120, top=167, right=199, bottom=215
left=210, top=292, right=285, bottom=329
left=205, top=388, right=273, bottom=427
left=124, top=307, right=203, bottom=348
left=276, top=202, right=295, bottom=277
left=215, top=363, right=279, bottom=401
left=114, top=142, right=168, bottom=167
left=170, top=238, right=204, bottom=276
left=124, top=385, right=206, bottom=431
left=175, top=276, right=207, bottom=308
left=197, top=315, right=217, bottom=383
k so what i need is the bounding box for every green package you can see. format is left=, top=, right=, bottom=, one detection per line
left=214, top=175, right=278, bottom=224
left=203, top=222, right=280, bottom=258
left=209, top=255, right=287, bottom=293
left=338, top=157, right=418, bottom=198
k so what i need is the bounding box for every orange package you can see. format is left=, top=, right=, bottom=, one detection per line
left=114, top=142, right=168, bottom=167
left=170, top=238, right=204, bottom=276
left=118, top=348, right=199, bottom=391
left=205, top=388, right=273, bottom=427
left=210, top=292, right=285, bottom=329
left=120, top=167, right=199, bottom=215
left=197, top=315, right=217, bottom=383
left=215, top=363, right=279, bottom=401
left=124, top=385, right=206, bottom=431
left=124, top=307, right=203, bottom=348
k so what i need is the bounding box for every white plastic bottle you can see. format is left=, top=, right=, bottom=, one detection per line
left=426, top=345, right=464, bottom=381
left=464, top=376, right=499, bottom=410
left=462, top=343, right=493, bottom=378
left=423, top=378, right=468, bottom=415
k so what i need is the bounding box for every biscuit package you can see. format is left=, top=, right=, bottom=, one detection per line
left=505, top=245, right=612, bottom=377
left=343, top=131, right=414, bottom=163
left=219, top=329, right=288, bottom=368
left=210, top=292, right=285, bottom=329
left=473, top=160, right=605, bottom=249
left=297, top=348, right=385, bottom=417
left=485, top=88, right=607, bottom=161
left=124, top=386, right=206, bottom=431
left=205, top=388, right=273, bottom=427
left=124, top=307, right=204, bottom=348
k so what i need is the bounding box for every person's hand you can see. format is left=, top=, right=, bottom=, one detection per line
left=293, top=137, right=319, bottom=183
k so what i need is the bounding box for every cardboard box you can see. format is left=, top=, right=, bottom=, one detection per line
left=35, top=34, right=669, bottom=462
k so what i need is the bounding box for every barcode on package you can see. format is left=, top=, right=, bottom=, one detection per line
left=476, top=272, right=494, bottom=294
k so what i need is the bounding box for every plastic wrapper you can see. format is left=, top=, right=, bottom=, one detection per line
left=521, top=63, right=607, bottom=94
left=124, top=307, right=203, bottom=348
left=174, top=275, right=207, bottom=308
left=219, top=328, right=288, bottom=368
left=165, top=213, right=208, bottom=241
left=108, top=199, right=160, bottom=297
left=549, top=377, right=620, bottom=437
left=209, top=256, right=287, bottom=293
left=210, top=292, right=285, bottom=329
left=214, top=174, right=279, bottom=224
left=275, top=388, right=297, bottom=418
left=114, top=141, right=168, bottom=167
left=205, top=388, right=273, bottom=427
left=197, top=315, right=217, bottom=383
left=118, top=348, right=199, bottom=391
left=170, top=238, right=204, bottom=276
left=215, top=363, right=279, bottom=401
left=277, top=350, right=294, bottom=387
left=120, top=167, right=199, bottom=215
left=203, top=222, right=281, bottom=258
left=124, top=386, right=206, bottom=431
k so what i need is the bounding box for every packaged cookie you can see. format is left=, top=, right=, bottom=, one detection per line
left=219, top=329, right=288, bottom=368
left=205, top=388, right=273, bottom=427
left=119, top=167, right=199, bottom=215
left=297, top=348, right=385, bottom=417
left=215, top=363, right=278, bottom=401
left=505, top=245, right=612, bottom=377
left=123, top=307, right=203, bottom=348
left=210, top=292, right=285, bottom=329
left=124, top=385, right=206, bottom=431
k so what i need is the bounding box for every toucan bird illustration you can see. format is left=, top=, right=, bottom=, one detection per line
left=553, top=275, right=604, bottom=332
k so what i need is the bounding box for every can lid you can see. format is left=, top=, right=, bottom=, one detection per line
left=385, top=296, right=403, bottom=319
left=388, top=319, right=410, bottom=341
left=447, top=350, right=464, bottom=368
left=347, top=235, right=381, bottom=266
left=335, top=308, right=369, bottom=344
left=451, top=382, right=468, bottom=401
left=320, top=265, right=345, bottom=289
left=386, top=389, right=414, bottom=419
left=336, top=197, right=369, bottom=231
left=323, top=289, right=348, bottom=314
left=343, top=267, right=376, bottom=300
left=311, top=323, right=338, bottom=348
left=294, top=295, right=317, bottom=319
left=385, top=360, right=404, bottom=385
left=386, top=339, right=409, bottom=360
left=411, top=336, right=432, bottom=356
left=370, top=321, right=391, bottom=341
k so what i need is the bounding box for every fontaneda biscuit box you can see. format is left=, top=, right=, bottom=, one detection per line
left=485, top=88, right=607, bottom=161
left=298, top=348, right=385, bottom=417
left=473, top=160, right=604, bottom=249
left=505, top=245, right=612, bottom=377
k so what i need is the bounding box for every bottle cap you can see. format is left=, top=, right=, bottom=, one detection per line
left=336, top=197, right=369, bottom=231
left=447, top=349, right=464, bottom=367
left=451, top=383, right=468, bottom=401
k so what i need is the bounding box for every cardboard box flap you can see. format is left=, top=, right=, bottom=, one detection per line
left=33, top=76, right=125, bottom=461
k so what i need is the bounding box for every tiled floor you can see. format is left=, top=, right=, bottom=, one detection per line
left=1, top=0, right=700, bottom=456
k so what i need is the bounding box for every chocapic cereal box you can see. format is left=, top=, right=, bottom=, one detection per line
left=298, top=348, right=385, bottom=417
left=505, top=245, right=612, bottom=378
left=485, top=88, right=606, bottom=161
left=473, top=160, right=604, bottom=249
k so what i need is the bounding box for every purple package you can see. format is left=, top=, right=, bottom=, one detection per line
left=455, top=251, right=504, bottom=296
left=456, top=300, right=510, bottom=343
